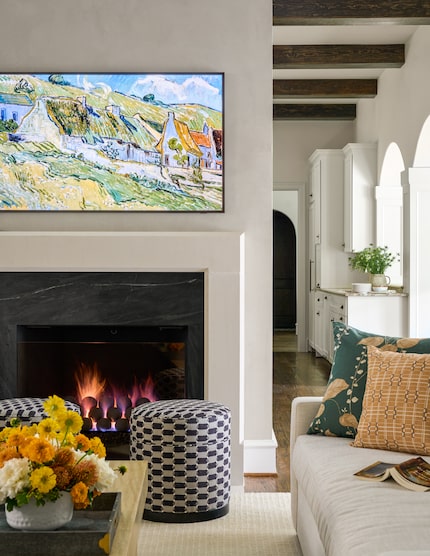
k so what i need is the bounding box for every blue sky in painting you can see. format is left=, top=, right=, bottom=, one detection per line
left=35, top=73, right=223, bottom=111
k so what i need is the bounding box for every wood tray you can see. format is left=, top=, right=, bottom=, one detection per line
left=0, top=492, right=121, bottom=556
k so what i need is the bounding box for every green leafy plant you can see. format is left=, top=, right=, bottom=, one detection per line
left=348, top=244, right=398, bottom=275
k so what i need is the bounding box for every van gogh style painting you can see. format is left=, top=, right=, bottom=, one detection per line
left=0, top=73, right=224, bottom=211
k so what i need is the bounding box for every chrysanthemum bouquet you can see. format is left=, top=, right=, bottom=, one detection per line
left=0, top=395, right=126, bottom=511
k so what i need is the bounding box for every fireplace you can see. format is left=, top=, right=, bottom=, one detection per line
left=17, top=324, right=188, bottom=433
left=0, top=271, right=204, bottom=404
left=0, top=232, right=246, bottom=483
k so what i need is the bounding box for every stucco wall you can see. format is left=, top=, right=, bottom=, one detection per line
left=0, top=0, right=274, bottom=474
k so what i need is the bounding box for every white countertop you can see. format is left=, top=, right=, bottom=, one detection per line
left=319, top=287, right=407, bottom=297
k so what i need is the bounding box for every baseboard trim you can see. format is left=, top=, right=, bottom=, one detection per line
left=243, top=432, right=278, bottom=474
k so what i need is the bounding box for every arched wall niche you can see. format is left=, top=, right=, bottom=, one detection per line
left=413, top=115, right=430, bottom=167
left=379, top=143, right=405, bottom=186
left=376, top=142, right=405, bottom=286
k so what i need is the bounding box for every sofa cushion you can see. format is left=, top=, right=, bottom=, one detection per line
left=307, top=322, right=430, bottom=438
left=292, top=434, right=430, bottom=556
left=352, top=346, right=430, bottom=455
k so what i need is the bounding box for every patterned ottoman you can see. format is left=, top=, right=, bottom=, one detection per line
left=130, top=399, right=231, bottom=523
left=0, top=397, right=81, bottom=429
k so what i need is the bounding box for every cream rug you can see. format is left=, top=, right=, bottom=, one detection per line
left=137, top=490, right=302, bottom=556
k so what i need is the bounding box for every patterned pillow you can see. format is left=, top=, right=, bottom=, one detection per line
left=352, top=346, right=430, bottom=455
left=307, top=322, right=430, bottom=438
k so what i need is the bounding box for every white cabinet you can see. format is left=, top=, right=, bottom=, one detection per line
left=343, top=143, right=377, bottom=253
left=308, top=150, right=356, bottom=290
left=326, top=294, right=347, bottom=360
left=313, top=291, right=326, bottom=358
left=307, top=149, right=361, bottom=353
left=320, top=290, right=408, bottom=362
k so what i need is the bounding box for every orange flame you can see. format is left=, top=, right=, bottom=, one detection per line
left=74, top=362, right=106, bottom=410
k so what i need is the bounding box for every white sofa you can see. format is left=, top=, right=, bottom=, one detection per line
left=290, top=396, right=430, bottom=556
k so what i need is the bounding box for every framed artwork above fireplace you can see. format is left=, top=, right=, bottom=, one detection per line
left=0, top=73, right=224, bottom=212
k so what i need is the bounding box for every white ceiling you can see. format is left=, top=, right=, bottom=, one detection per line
left=273, top=25, right=419, bottom=102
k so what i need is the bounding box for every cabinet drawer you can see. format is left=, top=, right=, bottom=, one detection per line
left=327, top=295, right=347, bottom=317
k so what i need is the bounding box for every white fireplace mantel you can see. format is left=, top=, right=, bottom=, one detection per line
left=0, top=231, right=245, bottom=484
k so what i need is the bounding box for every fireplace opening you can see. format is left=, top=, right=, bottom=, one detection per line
left=17, top=325, right=187, bottom=446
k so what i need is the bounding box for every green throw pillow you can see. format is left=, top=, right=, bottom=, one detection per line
left=307, top=322, right=430, bottom=438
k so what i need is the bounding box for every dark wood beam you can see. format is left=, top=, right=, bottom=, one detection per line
left=273, top=79, right=377, bottom=98
left=273, top=103, right=357, bottom=120
left=273, top=0, right=430, bottom=25
left=273, top=44, right=405, bottom=69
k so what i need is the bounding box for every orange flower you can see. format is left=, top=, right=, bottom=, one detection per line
left=72, top=460, right=98, bottom=488
left=75, top=434, right=91, bottom=452
left=6, top=429, right=27, bottom=449
left=21, top=437, right=55, bottom=464
left=71, top=481, right=89, bottom=509
left=0, top=446, right=20, bottom=467
left=51, top=465, right=72, bottom=490
left=53, top=447, right=75, bottom=467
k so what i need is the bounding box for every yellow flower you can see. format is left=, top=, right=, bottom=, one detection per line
left=57, top=411, right=83, bottom=435
left=22, top=437, right=55, bottom=464
left=89, top=436, right=106, bottom=458
left=37, top=418, right=60, bottom=439
left=61, top=432, right=77, bottom=447
left=71, top=481, right=89, bottom=509
left=43, top=395, right=66, bottom=418
left=30, top=466, right=57, bottom=494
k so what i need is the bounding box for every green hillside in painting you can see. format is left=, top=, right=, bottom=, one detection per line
left=0, top=74, right=223, bottom=211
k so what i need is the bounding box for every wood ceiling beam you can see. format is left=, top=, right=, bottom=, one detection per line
left=273, top=103, right=356, bottom=120
left=273, top=44, right=405, bottom=69
left=273, top=0, right=430, bottom=25
left=273, top=79, right=377, bottom=98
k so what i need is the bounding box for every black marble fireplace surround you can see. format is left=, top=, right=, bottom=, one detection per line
left=0, top=272, right=204, bottom=400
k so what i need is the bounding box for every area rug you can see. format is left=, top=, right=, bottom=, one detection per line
left=137, top=490, right=302, bottom=556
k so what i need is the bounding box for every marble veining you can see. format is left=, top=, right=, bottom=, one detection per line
left=0, top=272, right=204, bottom=399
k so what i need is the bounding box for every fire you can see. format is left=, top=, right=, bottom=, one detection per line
left=74, top=363, right=107, bottom=417
left=73, top=362, right=158, bottom=432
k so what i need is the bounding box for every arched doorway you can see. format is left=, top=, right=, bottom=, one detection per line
left=273, top=209, right=296, bottom=330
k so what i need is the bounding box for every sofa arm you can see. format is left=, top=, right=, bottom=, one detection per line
left=290, top=396, right=322, bottom=530
left=290, top=396, right=322, bottom=454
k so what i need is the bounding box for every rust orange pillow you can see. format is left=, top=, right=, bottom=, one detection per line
left=352, top=346, right=430, bottom=455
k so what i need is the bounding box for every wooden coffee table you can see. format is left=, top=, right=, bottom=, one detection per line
left=108, top=460, right=148, bottom=556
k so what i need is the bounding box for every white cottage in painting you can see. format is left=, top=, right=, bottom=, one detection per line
left=0, top=93, right=33, bottom=125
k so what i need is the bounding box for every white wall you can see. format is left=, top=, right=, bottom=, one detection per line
left=273, top=120, right=355, bottom=184
left=0, top=1, right=274, bottom=475
left=356, top=27, right=430, bottom=175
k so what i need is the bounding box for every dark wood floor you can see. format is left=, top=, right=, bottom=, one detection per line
left=244, top=331, right=331, bottom=492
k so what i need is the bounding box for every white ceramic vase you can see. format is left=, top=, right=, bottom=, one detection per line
left=370, top=274, right=391, bottom=289
left=6, top=491, right=74, bottom=531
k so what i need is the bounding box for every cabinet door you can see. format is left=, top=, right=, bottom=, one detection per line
left=343, top=144, right=376, bottom=253
left=327, top=295, right=347, bottom=362
left=309, top=160, right=321, bottom=245
left=314, top=293, right=326, bottom=357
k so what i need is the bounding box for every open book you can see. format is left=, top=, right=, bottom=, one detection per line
left=354, top=456, right=430, bottom=492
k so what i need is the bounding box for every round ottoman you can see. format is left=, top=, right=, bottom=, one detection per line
left=130, top=399, right=231, bottom=523
left=0, top=397, right=81, bottom=429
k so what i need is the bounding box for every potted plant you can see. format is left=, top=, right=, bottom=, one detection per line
left=0, top=395, right=127, bottom=530
left=349, top=244, right=398, bottom=290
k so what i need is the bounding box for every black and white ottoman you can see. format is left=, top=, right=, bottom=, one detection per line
left=130, top=399, right=231, bottom=523
left=0, top=397, right=81, bottom=429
